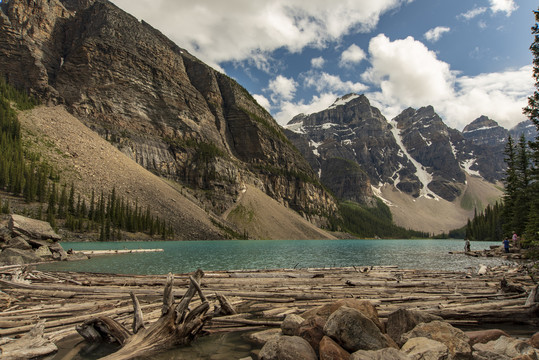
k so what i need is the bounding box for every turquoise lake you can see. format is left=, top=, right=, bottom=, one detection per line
left=38, top=239, right=504, bottom=275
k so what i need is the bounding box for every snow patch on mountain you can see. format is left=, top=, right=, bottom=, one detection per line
left=328, top=94, right=360, bottom=109
left=390, top=120, right=438, bottom=200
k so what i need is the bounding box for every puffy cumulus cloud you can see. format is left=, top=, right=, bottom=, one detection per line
left=362, top=34, right=456, bottom=107
left=424, top=26, right=450, bottom=42
left=339, top=44, right=367, bottom=67
left=304, top=72, right=368, bottom=93
left=489, top=0, right=518, bottom=16
left=273, top=93, right=338, bottom=125
left=361, top=35, right=533, bottom=130
left=110, top=0, right=410, bottom=68
left=268, top=75, right=298, bottom=102
left=311, top=57, right=325, bottom=69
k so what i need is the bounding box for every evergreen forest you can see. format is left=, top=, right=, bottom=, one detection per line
left=0, top=78, right=174, bottom=240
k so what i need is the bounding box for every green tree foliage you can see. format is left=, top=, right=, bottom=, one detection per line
left=522, top=9, right=539, bottom=247
left=330, top=199, right=429, bottom=239
left=466, top=202, right=503, bottom=241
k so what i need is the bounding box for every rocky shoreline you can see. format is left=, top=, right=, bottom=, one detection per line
left=0, top=214, right=87, bottom=266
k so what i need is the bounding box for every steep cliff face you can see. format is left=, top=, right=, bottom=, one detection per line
left=0, top=0, right=336, bottom=223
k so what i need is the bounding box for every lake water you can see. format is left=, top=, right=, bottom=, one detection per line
left=38, top=239, right=506, bottom=275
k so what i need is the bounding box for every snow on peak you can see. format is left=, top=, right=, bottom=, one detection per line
left=328, top=94, right=360, bottom=110
left=389, top=120, right=439, bottom=200
left=284, top=121, right=305, bottom=134
left=463, top=125, right=497, bottom=134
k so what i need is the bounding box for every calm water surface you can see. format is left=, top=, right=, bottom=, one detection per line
left=39, top=239, right=504, bottom=274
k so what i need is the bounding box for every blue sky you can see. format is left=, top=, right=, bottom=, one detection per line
left=111, top=0, right=536, bottom=130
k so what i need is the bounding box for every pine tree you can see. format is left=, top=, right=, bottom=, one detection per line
left=523, top=8, right=539, bottom=245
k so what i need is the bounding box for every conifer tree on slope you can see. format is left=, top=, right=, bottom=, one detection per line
left=523, top=8, right=539, bottom=244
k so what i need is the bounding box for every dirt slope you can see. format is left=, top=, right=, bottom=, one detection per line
left=224, top=185, right=337, bottom=240
left=380, top=175, right=503, bottom=234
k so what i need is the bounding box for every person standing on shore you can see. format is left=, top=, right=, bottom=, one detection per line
left=503, top=237, right=510, bottom=253
left=464, top=238, right=470, bottom=252
left=512, top=231, right=519, bottom=249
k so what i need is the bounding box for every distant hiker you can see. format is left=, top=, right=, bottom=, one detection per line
left=503, top=237, right=510, bottom=253
left=512, top=231, right=519, bottom=249
left=464, top=238, right=470, bottom=252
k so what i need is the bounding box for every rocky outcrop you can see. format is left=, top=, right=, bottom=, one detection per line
left=251, top=299, right=539, bottom=360
left=0, top=0, right=336, bottom=226
left=0, top=214, right=67, bottom=264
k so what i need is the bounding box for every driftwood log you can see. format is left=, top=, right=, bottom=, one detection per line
left=76, top=269, right=212, bottom=360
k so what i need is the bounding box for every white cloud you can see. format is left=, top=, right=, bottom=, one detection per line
left=311, top=57, right=326, bottom=69
left=362, top=34, right=533, bottom=130
left=304, top=72, right=368, bottom=94
left=489, top=0, right=518, bottom=16
left=339, top=44, right=367, bottom=67
left=253, top=94, right=271, bottom=111
left=424, top=26, right=450, bottom=43
left=362, top=34, right=455, bottom=107
left=268, top=75, right=298, bottom=102
left=110, top=0, right=411, bottom=67
left=274, top=93, right=338, bottom=125
left=458, top=7, right=487, bottom=20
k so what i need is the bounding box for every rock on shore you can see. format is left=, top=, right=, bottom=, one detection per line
left=254, top=299, right=539, bottom=360
left=0, top=214, right=68, bottom=265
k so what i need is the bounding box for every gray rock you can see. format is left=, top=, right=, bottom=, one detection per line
left=303, top=299, right=383, bottom=332
left=473, top=336, right=538, bottom=359
left=9, top=214, right=61, bottom=241
left=259, top=335, right=317, bottom=360
left=351, top=348, right=411, bottom=360
left=0, top=254, right=24, bottom=265
left=402, top=321, right=472, bottom=360
left=401, top=337, right=450, bottom=360
left=0, top=248, right=41, bottom=264
left=48, top=242, right=67, bottom=261
left=324, top=306, right=389, bottom=353
left=281, top=314, right=304, bottom=336
left=386, top=308, right=443, bottom=346
left=6, top=236, right=32, bottom=250
left=246, top=328, right=281, bottom=346
left=35, top=246, right=53, bottom=259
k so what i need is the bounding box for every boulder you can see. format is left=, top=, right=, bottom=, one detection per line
left=0, top=248, right=41, bottom=264
left=401, top=321, right=472, bottom=360
left=246, top=328, right=281, bottom=346
left=6, top=236, right=32, bottom=250
left=298, top=316, right=325, bottom=353
left=259, top=335, right=317, bottom=360
left=303, top=299, right=383, bottom=332
left=466, top=329, right=510, bottom=346
left=324, top=306, right=389, bottom=353
left=48, top=242, right=67, bottom=261
left=319, top=336, right=350, bottom=360
left=0, top=225, right=10, bottom=242
left=282, top=314, right=305, bottom=336
left=401, top=337, right=450, bottom=360
left=473, top=336, right=538, bottom=359
left=529, top=332, right=539, bottom=349
left=8, top=214, right=61, bottom=241
left=386, top=308, right=443, bottom=346
left=35, top=246, right=53, bottom=259
left=351, top=348, right=411, bottom=360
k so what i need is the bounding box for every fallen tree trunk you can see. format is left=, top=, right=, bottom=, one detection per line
left=76, top=269, right=212, bottom=360
left=0, top=320, right=58, bottom=360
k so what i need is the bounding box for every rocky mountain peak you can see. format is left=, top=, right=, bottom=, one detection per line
left=463, top=115, right=501, bottom=133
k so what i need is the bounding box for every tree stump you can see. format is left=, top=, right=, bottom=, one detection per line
left=76, top=269, right=212, bottom=360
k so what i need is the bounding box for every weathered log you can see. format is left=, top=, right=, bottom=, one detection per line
left=77, top=269, right=212, bottom=360
left=130, top=292, right=145, bottom=334
left=215, top=292, right=237, bottom=315
left=0, top=320, right=58, bottom=360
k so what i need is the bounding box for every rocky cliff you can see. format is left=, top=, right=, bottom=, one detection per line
left=0, top=0, right=336, bottom=225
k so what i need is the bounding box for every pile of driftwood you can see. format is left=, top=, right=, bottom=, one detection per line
left=0, top=263, right=537, bottom=358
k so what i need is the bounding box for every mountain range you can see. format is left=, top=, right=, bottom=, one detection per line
left=285, top=94, right=536, bottom=233
left=1, top=0, right=536, bottom=238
